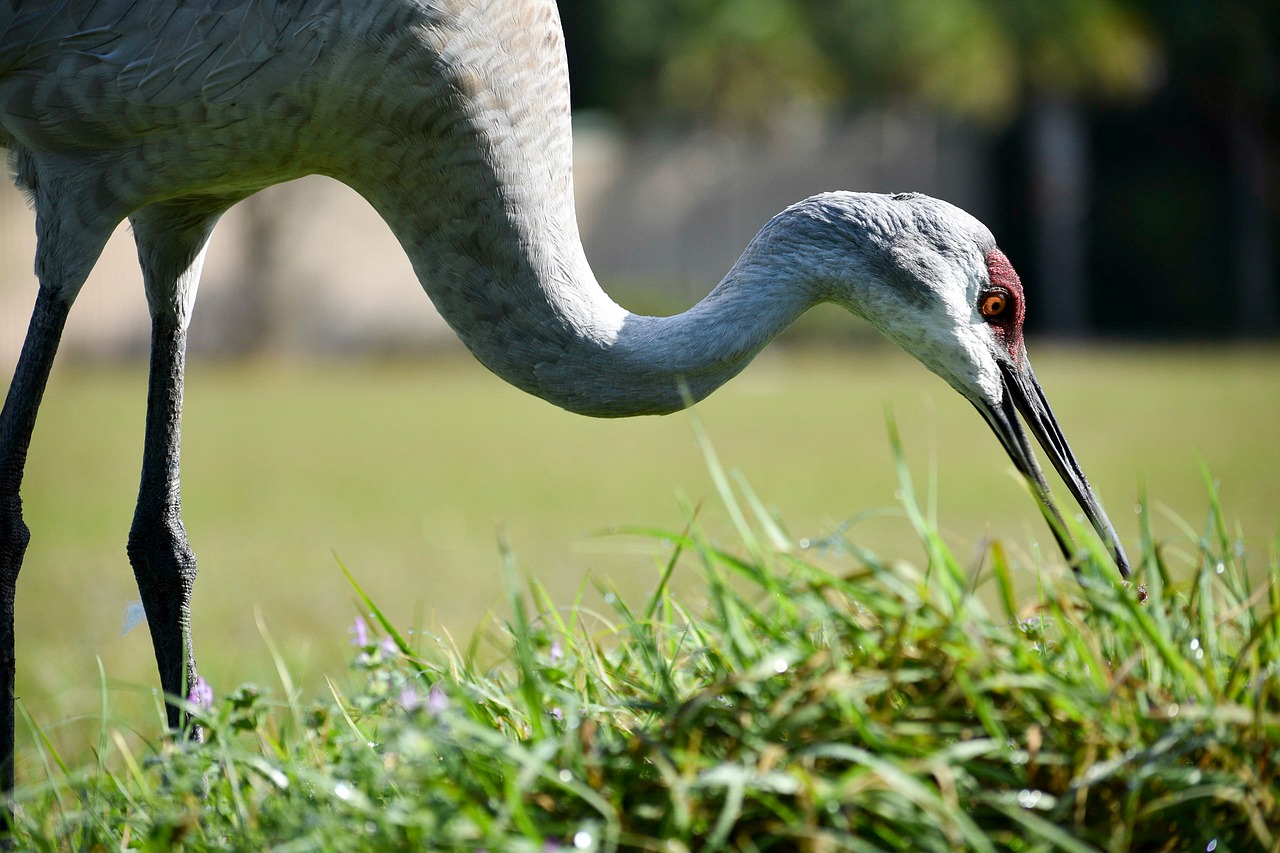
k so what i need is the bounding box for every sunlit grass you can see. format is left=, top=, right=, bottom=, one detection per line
left=6, top=432, right=1277, bottom=851
left=9, top=344, right=1280, bottom=762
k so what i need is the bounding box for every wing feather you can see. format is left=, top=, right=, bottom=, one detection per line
left=2, top=0, right=327, bottom=148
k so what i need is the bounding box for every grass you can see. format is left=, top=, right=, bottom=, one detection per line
left=11, top=344, right=1280, bottom=745
left=6, top=422, right=1278, bottom=851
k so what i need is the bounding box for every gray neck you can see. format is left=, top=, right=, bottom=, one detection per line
left=550, top=252, right=821, bottom=417
left=359, top=168, right=820, bottom=416
left=324, top=1, right=823, bottom=417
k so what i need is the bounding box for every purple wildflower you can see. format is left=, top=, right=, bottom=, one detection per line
left=188, top=677, right=214, bottom=711
left=350, top=616, right=369, bottom=647
left=427, top=683, right=449, bottom=715
left=549, top=639, right=564, bottom=663
left=381, top=635, right=398, bottom=656
left=398, top=685, right=425, bottom=712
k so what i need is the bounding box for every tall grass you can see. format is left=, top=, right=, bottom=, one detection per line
left=6, top=439, right=1278, bottom=852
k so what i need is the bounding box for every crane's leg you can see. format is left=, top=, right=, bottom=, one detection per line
left=0, top=170, right=114, bottom=834
left=126, top=203, right=220, bottom=739
left=128, top=316, right=201, bottom=737
left=0, top=290, right=71, bottom=800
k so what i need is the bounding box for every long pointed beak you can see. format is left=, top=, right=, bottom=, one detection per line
left=974, top=359, right=1131, bottom=580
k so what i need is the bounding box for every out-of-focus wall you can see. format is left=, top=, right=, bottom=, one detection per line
left=0, top=111, right=984, bottom=363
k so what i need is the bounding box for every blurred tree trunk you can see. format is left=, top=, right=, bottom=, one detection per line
left=1028, top=96, right=1090, bottom=336
left=224, top=191, right=293, bottom=356
left=1230, top=106, right=1275, bottom=336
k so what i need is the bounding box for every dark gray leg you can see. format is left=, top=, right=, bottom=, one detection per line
left=127, top=316, right=201, bottom=738
left=126, top=201, right=222, bottom=741
left=0, top=290, right=71, bottom=797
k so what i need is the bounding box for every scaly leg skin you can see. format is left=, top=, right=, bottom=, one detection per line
left=0, top=289, right=70, bottom=823
left=126, top=200, right=222, bottom=744
left=127, top=316, right=202, bottom=742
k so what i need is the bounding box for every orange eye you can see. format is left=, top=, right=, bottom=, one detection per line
left=980, top=291, right=1009, bottom=320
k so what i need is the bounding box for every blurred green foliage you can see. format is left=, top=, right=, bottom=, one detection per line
left=558, top=0, right=1277, bottom=337
left=567, top=0, right=1160, bottom=126
left=563, top=0, right=1275, bottom=128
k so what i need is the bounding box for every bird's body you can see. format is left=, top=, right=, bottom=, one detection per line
left=0, top=0, right=1130, bottom=802
left=4, top=0, right=799, bottom=413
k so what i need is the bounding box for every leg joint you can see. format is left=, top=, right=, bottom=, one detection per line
left=127, top=510, right=198, bottom=589
left=0, top=508, right=29, bottom=587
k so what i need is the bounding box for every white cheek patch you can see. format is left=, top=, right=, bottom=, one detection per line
left=931, top=324, right=1003, bottom=405
left=968, top=333, right=1004, bottom=402
left=881, top=289, right=1003, bottom=407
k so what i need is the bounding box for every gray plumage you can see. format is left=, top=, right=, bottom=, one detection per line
left=0, top=0, right=1130, bottom=799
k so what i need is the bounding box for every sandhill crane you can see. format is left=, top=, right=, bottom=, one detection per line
left=0, top=0, right=1131, bottom=798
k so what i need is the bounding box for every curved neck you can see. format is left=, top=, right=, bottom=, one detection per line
left=540, top=250, right=823, bottom=417
left=363, top=170, right=820, bottom=416
left=327, top=0, right=823, bottom=417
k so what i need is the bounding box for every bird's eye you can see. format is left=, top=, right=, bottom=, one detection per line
left=980, top=291, right=1010, bottom=320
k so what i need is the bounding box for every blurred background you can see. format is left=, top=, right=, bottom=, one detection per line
left=0, top=0, right=1277, bottom=755
left=3, top=0, right=1277, bottom=355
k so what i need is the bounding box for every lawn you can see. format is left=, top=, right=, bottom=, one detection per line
left=9, top=342, right=1280, bottom=768
left=7, top=399, right=1278, bottom=851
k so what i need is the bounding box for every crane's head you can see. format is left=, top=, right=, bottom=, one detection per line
left=792, top=191, right=1130, bottom=580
